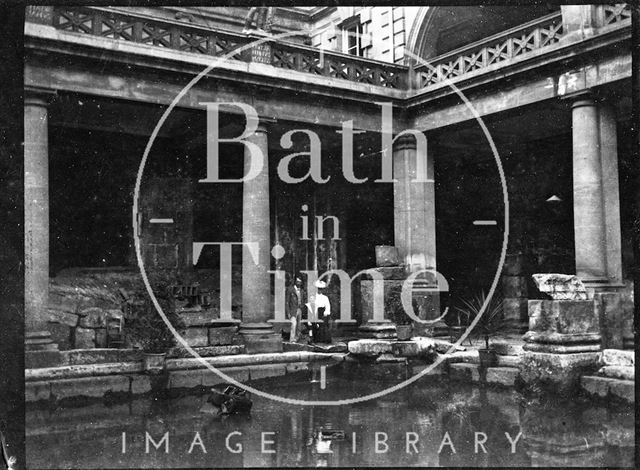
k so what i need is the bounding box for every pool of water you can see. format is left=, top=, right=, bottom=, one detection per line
left=26, top=364, right=634, bottom=468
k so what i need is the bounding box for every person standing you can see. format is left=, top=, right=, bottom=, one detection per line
left=313, top=280, right=332, bottom=343
left=285, top=275, right=303, bottom=342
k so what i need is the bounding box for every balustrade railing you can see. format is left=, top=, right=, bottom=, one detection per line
left=48, top=6, right=407, bottom=89
left=596, top=3, right=631, bottom=26
left=414, top=12, right=565, bottom=89
left=30, top=5, right=630, bottom=93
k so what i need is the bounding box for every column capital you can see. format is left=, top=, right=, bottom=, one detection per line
left=24, top=87, right=56, bottom=107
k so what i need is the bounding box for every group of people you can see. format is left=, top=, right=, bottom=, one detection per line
left=285, top=274, right=332, bottom=344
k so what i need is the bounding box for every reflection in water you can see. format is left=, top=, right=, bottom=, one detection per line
left=26, top=365, right=634, bottom=468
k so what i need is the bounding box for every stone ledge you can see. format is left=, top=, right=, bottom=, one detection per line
left=580, top=375, right=634, bottom=403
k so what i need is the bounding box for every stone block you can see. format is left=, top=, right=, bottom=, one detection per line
left=597, top=365, right=634, bottom=381
left=502, top=276, right=528, bottom=298
left=180, top=309, right=217, bottom=327
left=50, top=375, right=130, bottom=400
left=78, top=307, right=107, bottom=328
left=208, top=326, right=238, bottom=346
left=391, top=338, right=436, bottom=357
left=94, top=328, right=107, bottom=348
left=130, top=375, right=152, bottom=395
left=25, top=381, right=51, bottom=402
left=348, top=339, right=393, bottom=356
left=47, top=322, right=72, bottom=350
left=532, top=273, right=588, bottom=300
left=242, top=333, right=283, bottom=354
left=25, top=350, right=64, bottom=369
left=580, top=375, right=634, bottom=403
left=248, top=364, right=287, bottom=380
left=375, top=245, right=400, bottom=267
left=520, top=351, right=600, bottom=395
left=64, top=348, right=143, bottom=365
left=46, top=309, right=79, bottom=327
left=183, top=327, right=209, bottom=347
left=74, top=327, right=95, bottom=349
left=168, top=370, right=203, bottom=389
left=527, top=299, right=599, bottom=340
left=601, top=349, right=634, bottom=367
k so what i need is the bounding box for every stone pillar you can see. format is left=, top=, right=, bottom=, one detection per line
left=24, top=88, right=57, bottom=352
left=393, top=135, right=436, bottom=270
left=571, top=95, right=608, bottom=285
left=392, top=134, right=444, bottom=335
left=599, top=105, right=623, bottom=285
left=240, top=121, right=282, bottom=353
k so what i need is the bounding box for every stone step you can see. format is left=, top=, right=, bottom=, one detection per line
left=441, top=350, right=520, bottom=368
left=580, top=375, right=634, bottom=403
left=448, top=363, right=519, bottom=386
left=601, top=349, right=634, bottom=367
left=597, top=365, right=634, bottom=381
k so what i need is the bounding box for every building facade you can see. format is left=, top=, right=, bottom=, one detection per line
left=23, top=5, right=634, bottom=354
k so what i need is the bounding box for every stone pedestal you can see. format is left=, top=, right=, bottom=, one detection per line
left=358, top=267, right=445, bottom=338
left=25, top=88, right=57, bottom=353
left=520, top=299, right=601, bottom=395
left=239, top=122, right=281, bottom=353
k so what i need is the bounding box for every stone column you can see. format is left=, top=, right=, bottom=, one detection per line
left=240, top=121, right=282, bottom=353
left=571, top=95, right=608, bottom=285
left=392, top=134, right=444, bottom=335
left=392, top=135, right=436, bottom=270
left=599, top=105, right=623, bottom=285
left=24, top=88, right=57, bottom=352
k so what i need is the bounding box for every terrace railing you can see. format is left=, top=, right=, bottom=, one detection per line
left=596, top=3, right=632, bottom=26
left=47, top=6, right=407, bottom=89
left=30, top=5, right=631, bottom=93
left=413, top=11, right=565, bottom=89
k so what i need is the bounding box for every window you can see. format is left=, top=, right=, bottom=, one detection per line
left=344, top=21, right=364, bottom=57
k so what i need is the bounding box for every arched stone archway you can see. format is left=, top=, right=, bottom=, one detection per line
left=406, top=5, right=560, bottom=62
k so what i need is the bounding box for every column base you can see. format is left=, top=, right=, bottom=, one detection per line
left=26, top=331, right=62, bottom=368
left=239, top=323, right=282, bottom=354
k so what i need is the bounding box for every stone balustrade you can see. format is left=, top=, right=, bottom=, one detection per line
left=25, top=4, right=631, bottom=93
